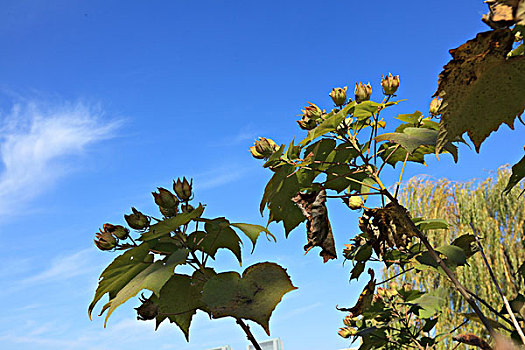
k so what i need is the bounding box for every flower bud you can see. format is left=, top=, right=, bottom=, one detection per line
left=381, top=73, right=399, bottom=95
left=94, top=231, right=118, bottom=251
left=125, top=207, right=150, bottom=230
left=152, top=187, right=179, bottom=209
left=253, top=137, right=279, bottom=158
left=338, top=327, right=356, bottom=338
left=135, top=294, right=158, bottom=321
left=329, top=87, right=348, bottom=106
left=249, top=145, right=266, bottom=159
left=301, top=102, right=323, bottom=120
left=346, top=196, right=364, bottom=210
left=296, top=116, right=317, bottom=130
left=354, top=82, right=372, bottom=103
left=103, top=223, right=130, bottom=240
left=429, top=96, right=443, bottom=116
left=173, top=177, right=192, bottom=201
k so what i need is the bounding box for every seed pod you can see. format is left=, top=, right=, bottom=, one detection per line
left=354, top=82, right=372, bottom=103
left=429, top=96, right=443, bottom=116
left=103, top=223, right=130, bottom=240
left=135, top=294, right=159, bottom=321
left=152, top=187, right=179, bottom=209
left=381, top=73, right=399, bottom=95
left=124, top=207, right=150, bottom=230
left=301, top=102, right=323, bottom=120
left=329, top=87, right=348, bottom=106
left=94, top=231, right=118, bottom=251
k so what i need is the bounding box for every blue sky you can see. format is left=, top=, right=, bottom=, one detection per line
left=0, top=1, right=524, bottom=349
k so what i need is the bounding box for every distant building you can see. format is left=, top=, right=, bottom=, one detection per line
left=207, top=346, right=233, bottom=350
left=247, top=338, right=283, bottom=350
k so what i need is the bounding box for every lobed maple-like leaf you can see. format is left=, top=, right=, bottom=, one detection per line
left=201, top=262, right=297, bottom=335
left=434, top=29, right=525, bottom=152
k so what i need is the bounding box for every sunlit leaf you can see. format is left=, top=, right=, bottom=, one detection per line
left=89, top=242, right=153, bottom=319
left=101, top=249, right=189, bottom=326
left=141, top=205, right=205, bottom=241
left=231, top=223, right=276, bottom=253
left=504, top=155, right=525, bottom=194
left=201, top=262, right=297, bottom=335
left=435, top=29, right=525, bottom=152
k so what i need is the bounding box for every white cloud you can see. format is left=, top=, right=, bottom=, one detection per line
left=21, top=248, right=97, bottom=285
left=0, top=101, right=119, bottom=215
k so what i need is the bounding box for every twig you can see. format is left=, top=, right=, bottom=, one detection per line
left=466, top=288, right=514, bottom=330
left=236, top=318, right=263, bottom=350
left=377, top=267, right=414, bottom=285
left=470, top=223, right=525, bottom=343
left=382, top=191, right=496, bottom=337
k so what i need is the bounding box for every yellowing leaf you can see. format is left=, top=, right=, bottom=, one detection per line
left=88, top=243, right=153, bottom=319
left=101, top=249, right=189, bottom=326
left=434, top=29, right=525, bottom=152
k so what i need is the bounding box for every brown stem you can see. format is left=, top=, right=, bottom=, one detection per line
left=470, top=223, right=525, bottom=343
left=236, top=318, right=262, bottom=350
left=382, top=191, right=496, bottom=337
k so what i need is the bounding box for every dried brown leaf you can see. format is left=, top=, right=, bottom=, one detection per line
left=337, top=269, right=375, bottom=317
left=453, top=333, right=493, bottom=350
left=292, top=189, right=337, bottom=262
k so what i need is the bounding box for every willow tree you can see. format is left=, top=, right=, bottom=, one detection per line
left=383, top=167, right=525, bottom=347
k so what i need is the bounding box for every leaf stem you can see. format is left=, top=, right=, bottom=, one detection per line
left=236, top=318, right=263, bottom=350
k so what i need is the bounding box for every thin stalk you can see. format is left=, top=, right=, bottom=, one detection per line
left=394, top=152, right=409, bottom=199
left=470, top=223, right=525, bottom=343
left=236, top=318, right=263, bottom=350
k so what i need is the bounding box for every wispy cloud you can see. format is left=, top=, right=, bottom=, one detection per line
left=21, top=248, right=97, bottom=285
left=196, top=164, right=252, bottom=190
left=0, top=101, right=119, bottom=216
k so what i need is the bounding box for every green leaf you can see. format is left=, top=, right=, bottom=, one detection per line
left=263, top=144, right=286, bottom=169
left=230, top=223, right=277, bottom=253
left=415, top=219, right=449, bottom=231
left=303, top=138, right=336, bottom=171
left=422, top=318, right=438, bottom=332
left=300, top=108, right=348, bottom=145
left=396, top=111, right=423, bottom=124
left=376, top=128, right=443, bottom=154
left=141, top=205, right=205, bottom=241
left=260, top=164, right=308, bottom=235
left=101, top=249, right=189, bottom=326
left=188, top=218, right=242, bottom=264
left=350, top=261, right=366, bottom=281
left=436, top=245, right=467, bottom=267
left=353, top=101, right=382, bottom=120
left=504, top=155, right=525, bottom=195
left=201, top=262, right=297, bottom=335
left=155, top=268, right=216, bottom=340
left=508, top=43, right=525, bottom=57
left=88, top=242, right=153, bottom=319
left=409, top=290, right=446, bottom=318
left=451, top=234, right=479, bottom=258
